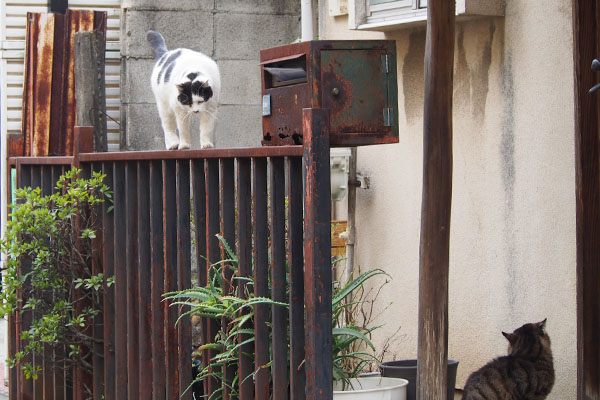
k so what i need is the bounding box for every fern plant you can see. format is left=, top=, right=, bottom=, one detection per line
left=167, top=235, right=390, bottom=398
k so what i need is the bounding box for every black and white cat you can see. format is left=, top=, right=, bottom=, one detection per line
left=146, top=30, right=220, bottom=150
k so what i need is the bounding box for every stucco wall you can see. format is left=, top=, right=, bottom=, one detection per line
left=321, top=1, right=576, bottom=398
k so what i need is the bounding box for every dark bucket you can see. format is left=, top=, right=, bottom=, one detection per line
left=379, top=359, right=459, bottom=400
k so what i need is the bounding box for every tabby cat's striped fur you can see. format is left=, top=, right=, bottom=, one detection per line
left=462, top=319, right=555, bottom=400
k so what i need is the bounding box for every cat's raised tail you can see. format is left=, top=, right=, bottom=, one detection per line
left=146, top=30, right=168, bottom=59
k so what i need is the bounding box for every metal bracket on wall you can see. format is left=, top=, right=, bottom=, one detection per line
left=350, top=172, right=370, bottom=189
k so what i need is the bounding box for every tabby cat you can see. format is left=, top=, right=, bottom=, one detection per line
left=146, top=30, right=220, bottom=150
left=462, top=319, right=555, bottom=400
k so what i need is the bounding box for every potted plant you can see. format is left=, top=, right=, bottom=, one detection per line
left=167, top=237, right=407, bottom=399
left=332, top=268, right=407, bottom=399
left=0, top=168, right=112, bottom=395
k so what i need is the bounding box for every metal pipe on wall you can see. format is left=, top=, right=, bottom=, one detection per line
left=301, top=0, right=316, bottom=41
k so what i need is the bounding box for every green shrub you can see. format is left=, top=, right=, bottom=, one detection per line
left=0, top=168, right=112, bottom=380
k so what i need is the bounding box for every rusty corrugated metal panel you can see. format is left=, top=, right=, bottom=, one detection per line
left=49, top=13, right=67, bottom=156
left=22, top=10, right=107, bottom=157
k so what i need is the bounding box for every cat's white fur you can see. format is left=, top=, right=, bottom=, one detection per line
left=148, top=32, right=220, bottom=150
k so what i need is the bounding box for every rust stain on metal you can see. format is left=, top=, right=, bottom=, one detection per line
left=260, top=41, right=399, bottom=147
left=32, top=13, right=55, bottom=157
left=22, top=10, right=106, bottom=157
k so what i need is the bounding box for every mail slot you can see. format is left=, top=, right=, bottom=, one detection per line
left=260, top=40, right=399, bottom=147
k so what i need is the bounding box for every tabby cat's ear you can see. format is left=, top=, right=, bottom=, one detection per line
left=537, top=319, right=547, bottom=330
left=502, top=331, right=515, bottom=343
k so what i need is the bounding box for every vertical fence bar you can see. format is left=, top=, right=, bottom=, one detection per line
left=126, top=162, right=139, bottom=400
left=113, top=161, right=128, bottom=400
left=8, top=313, right=16, bottom=399
left=220, top=158, right=235, bottom=400
left=18, top=165, right=33, bottom=400
left=177, top=160, right=193, bottom=400
left=236, top=158, right=253, bottom=400
left=102, top=162, right=115, bottom=400
left=191, top=159, right=207, bottom=397
left=150, top=161, right=166, bottom=400
left=164, top=159, right=179, bottom=399
left=206, top=158, right=220, bottom=396
left=270, top=157, right=288, bottom=400
left=252, top=157, right=270, bottom=400
left=288, top=156, right=305, bottom=400
left=137, top=161, right=153, bottom=400
left=90, top=162, right=105, bottom=400
left=30, top=167, right=43, bottom=399
left=40, top=165, right=54, bottom=399
left=303, top=109, right=332, bottom=400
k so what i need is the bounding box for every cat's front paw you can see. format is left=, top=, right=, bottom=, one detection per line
left=201, top=142, right=214, bottom=149
left=178, top=142, right=191, bottom=150
left=166, top=143, right=179, bottom=150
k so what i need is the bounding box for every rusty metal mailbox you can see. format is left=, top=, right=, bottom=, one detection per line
left=260, top=40, right=398, bottom=147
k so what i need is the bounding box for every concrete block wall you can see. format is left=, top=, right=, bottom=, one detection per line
left=120, top=0, right=300, bottom=150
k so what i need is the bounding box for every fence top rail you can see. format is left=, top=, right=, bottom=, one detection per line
left=8, top=146, right=304, bottom=166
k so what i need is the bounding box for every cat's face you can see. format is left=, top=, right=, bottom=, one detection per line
left=176, top=74, right=213, bottom=113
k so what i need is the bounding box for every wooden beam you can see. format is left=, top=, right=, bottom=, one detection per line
left=417, top=0, right=455, bottom=399
left=74, top=31, right=108, bottom=152
left=573, top=0, right=600, bottom=399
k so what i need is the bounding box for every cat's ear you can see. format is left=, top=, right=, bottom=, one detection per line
left=176, top=83, right=185, bottom=93
left=502, top=331, right=515, bottom=343
left=537, top=319, right=547, bottom=330
left=202, top=80, right=210, bottom=88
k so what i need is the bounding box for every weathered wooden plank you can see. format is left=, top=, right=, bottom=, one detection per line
left=303, top=109, right=333, bottom=400
left=74, top=31, right=108, bottom=152
left=417, top=1, right=455, bottom=399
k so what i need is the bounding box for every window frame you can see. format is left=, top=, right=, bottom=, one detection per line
left=348, top=0, right=504, bottom=31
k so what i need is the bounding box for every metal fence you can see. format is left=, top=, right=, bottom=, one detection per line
left=7, top=110, right=333, bottom=400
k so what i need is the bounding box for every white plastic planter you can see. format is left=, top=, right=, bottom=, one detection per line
left=333, top=376, right=408, bottom=400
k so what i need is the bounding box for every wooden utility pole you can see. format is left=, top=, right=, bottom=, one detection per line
left=417, top=0, right=455, bottom=399
left=573, top=0, right=600, bottom=398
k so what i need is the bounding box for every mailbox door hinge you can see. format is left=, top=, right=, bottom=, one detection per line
left=383, top=107, right=394, bottom=126
left=382, top=54, right=391, bottom=74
